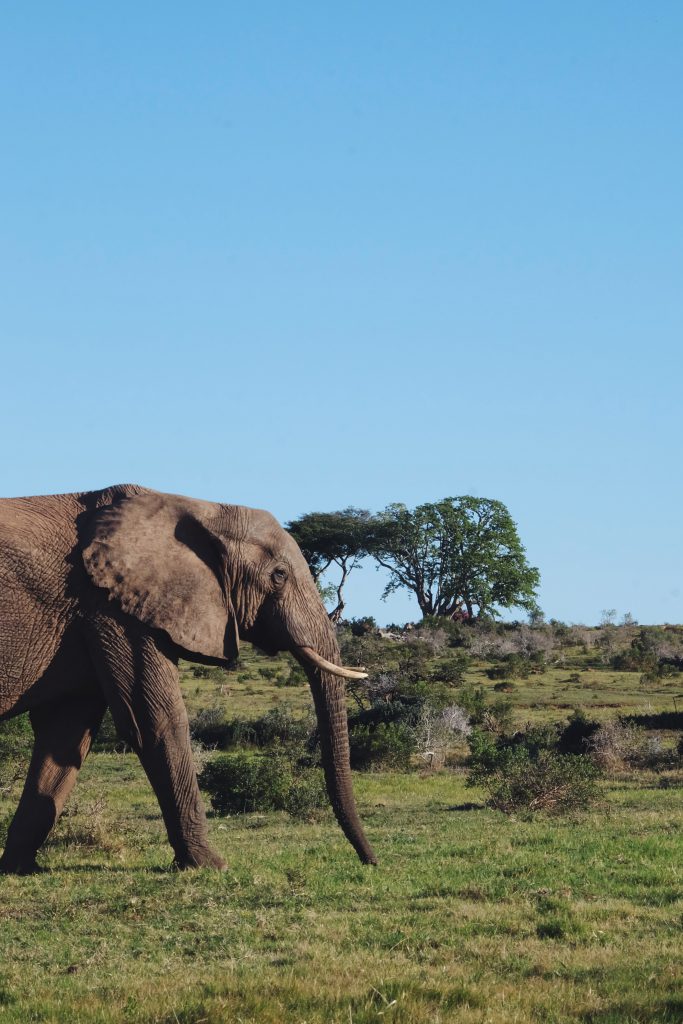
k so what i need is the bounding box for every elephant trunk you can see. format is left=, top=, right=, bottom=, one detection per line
left=305, top=667, right=377, bottom=865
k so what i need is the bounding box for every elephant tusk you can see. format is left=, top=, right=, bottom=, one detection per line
left=295, top=646, right=368, bottom=680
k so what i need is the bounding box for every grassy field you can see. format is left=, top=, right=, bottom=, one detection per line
left=0, top=632, right=681, bottom=1023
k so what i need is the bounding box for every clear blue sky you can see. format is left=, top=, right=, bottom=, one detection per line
left=2, top=3, right=681, bottom=626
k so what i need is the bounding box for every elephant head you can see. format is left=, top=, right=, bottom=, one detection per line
left=83, top=490, right=377, bottom=864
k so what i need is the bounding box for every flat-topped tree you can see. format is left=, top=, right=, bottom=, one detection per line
left=286, top=508, right=376, bottom=623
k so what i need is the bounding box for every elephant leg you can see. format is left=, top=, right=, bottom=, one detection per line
left=86, top=621, right=226, bottom=870
left=0, top=693, right=106, bottom=874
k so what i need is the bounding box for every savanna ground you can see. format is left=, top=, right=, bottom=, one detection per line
left=0, top=626, right=681, bottom=1023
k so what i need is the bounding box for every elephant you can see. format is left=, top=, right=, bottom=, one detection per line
left=0, top=484, right=377, bottom=873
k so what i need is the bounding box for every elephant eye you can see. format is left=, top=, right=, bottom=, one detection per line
left=271, top=568, right=287, bottom=586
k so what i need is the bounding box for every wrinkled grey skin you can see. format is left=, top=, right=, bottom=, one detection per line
left=0, top=485, right=376, bottom=874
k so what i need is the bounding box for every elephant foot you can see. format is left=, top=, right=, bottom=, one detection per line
left=172, top=847, right=228, bottom=871
left=0, top=853, right=46, bottom=876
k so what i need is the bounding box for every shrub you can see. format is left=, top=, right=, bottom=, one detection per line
left=189, top=706, right=314, bottom=751
left=189, top=706, right=237, bottom=748
left=0, top=715, right=32, bottom=795
left=276, top=665, right=307, bottom=687
left=456, top=685, right=488, bottom=723
left=250, top=707, right=314, bottom=748
left=557, top=710, right=601, bottom=754
left=92, top=709, right=134, bottom=753
left=587, top=721, right=672, bottom=771
left=49, top=797, right=121, bottom=852
left=199, top=751, right=326, bottom=820
left=414, top=705, right=472, bottom=769
left=257, top=665, right=280, bottom=680
left=486, top=653, right=542, bottom=681
left=191, top=664, right=232, bottom=683
left=469, top=746, right=600, bottom=814
left=430, top=653, right=470, bottom=685
left=349, top=722, right=416, bottom=771
left=349, top=616, right=378, bottom=637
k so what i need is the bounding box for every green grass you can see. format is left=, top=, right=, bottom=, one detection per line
left=177, top=638, right=683, bottom=730
left=0, top=758, right=681, bottom=1023
left=0, top=635, right=681, bottom=1022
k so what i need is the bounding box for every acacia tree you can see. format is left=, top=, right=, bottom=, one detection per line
left=286, top=509, right=376, bottom=623
left=370, top=497, right=540, bottom=621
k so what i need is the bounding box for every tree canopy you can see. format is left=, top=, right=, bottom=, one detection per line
left=369, top=497, right=540, bottom=620
left=286, top=508, right=376, bottom=622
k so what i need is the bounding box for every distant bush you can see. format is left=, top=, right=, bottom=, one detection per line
left=429, top=653, right=470, bottom=685
left=414, top=705, right=472, bottom=769
left=189, top=706, right=314, bottom=751
left=249, top=707, right=313, bottom=748
left=92, top=709, right=133, bottom=753
left=199, top=750, right=326, bottom=820
left=557, top=710, right=601, bottom=755
left=275, top=665, right=307, bottom=687
left=456, top=684, right=488, bottom=723
left=349, top=722, right=416, bottom=771
left=486, top=652, right=545, bottom=681
left=0, top=715, right=32, bottom=794
left=190, top=664, right=232, bottom=683
left=349, top=616, right=378, bottom=637
left=469, top=745, right=600, bottom=814
left=588, top=721, right=672, bottom=771
left=257, top=665, right=280, bottom=680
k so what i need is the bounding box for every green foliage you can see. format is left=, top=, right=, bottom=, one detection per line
left=486, top=652, right=545, bottom=680
left=557, top=709, right=601, bottom=754
left=189, top=706, right=314, bottom=751
left=348, top=721, right=416, bottom=771
left=469, top=745, right=600, bottom=814
left=369, top=496, right=540, bottom=620
left=286, top=508, right=376, bottom=579
left=0, top=715, right=32, bottom=791
left=468, top=716, right=601, bottom=814
left=190, top=664, right=232, bottom=683
left=419, top=615, right=470, bottom=647
left=456, top=684, right=488, bottom=722
left=429, top=652, right=470, bottom=684
left=349, top=615, right=378, bottom=637
left=0, top=715, right=32, bottom=764
left=199, top=750, right=326, bottom=819
left=248, top=707, right=313, bottom=748
left=286, top=508, right=376, bottom=618
left=452, top=684, right=512, bottom=731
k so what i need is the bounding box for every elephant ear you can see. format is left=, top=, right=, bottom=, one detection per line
left=83, top=492, right=239, bottom=662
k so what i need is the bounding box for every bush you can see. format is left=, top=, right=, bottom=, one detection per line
left=349, top=616, right=378, bottom=637
left=92, top=709, right=134, bottom=753
left=0, top=715, right=32, bottom=794
left=469, top=746, right=600, bottom=814
left=199, top=750, right=326, bottom=820
left=414, top=705, right=472, bottom=769
left=250, top=707, right=314, bottom=748
left=557, top=710, right=601, bottom=754
left=456, top=685, right=488, bottom=723
left=190, top=665, right=232, bottom=683
left=349, top=722, right=416, bottom=771
left=486, top=653, right=543, bottom=681
left=588, top=721, right=673, bottom=771
left=276, top=665, right=307, bottom=687
left=189, top=706, right=314, bottom=751
left=430, top=653, right=470, bottom=685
